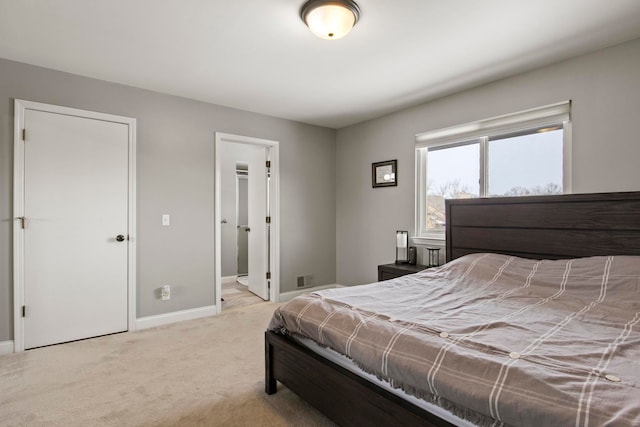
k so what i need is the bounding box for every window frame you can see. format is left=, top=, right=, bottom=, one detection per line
left=414, top=102, right=572, bottom=242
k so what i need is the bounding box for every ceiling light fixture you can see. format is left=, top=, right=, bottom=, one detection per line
left=300, top=0, right=360, bottom=40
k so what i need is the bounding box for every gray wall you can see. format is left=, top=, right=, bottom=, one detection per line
left=336, top=37, right=640, bottom=286
left=0, top=58, right=336, bottom=342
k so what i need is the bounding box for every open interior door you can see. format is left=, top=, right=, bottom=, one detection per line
left=247, top=146, right=269, bottom=299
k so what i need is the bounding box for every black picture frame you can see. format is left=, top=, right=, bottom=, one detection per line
left=372, top=160, right=397, bottom=188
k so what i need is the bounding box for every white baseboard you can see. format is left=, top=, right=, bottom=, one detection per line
left=136, top=305, right=218, bottom=330
left=0, top=340, right=14, bottom=355
left=279, top=284, right=340, bottom=302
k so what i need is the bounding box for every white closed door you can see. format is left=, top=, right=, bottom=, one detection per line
left=247, top=146, right=269, bottom=300
left=22, top=108, right=129, bottom=349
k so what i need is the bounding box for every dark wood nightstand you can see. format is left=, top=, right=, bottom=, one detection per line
left=377, top=263, right=429, bottom=281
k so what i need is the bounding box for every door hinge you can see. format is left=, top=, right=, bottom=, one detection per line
left=22, top=305, right=27, bottom=317
left=266, top=160, right=271, bottom=168
left=17, top=216, right=26, bottom=229
left=22, top=129, right=26, bottom=141
left=266, top=216, right=271, bottom=224
left=266, top=272, right=271, bottom=280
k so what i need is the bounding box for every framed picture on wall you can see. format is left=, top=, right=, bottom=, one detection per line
left=372, top=159, right=397, bottom=188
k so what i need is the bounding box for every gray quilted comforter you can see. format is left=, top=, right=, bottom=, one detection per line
left=269, top=253, right=640, bottom=426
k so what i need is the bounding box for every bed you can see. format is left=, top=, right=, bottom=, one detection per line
left=265, top=191, right=640, bottom=426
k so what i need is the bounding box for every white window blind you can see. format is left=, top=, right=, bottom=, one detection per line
left=416, top=101, right=571, bottom=149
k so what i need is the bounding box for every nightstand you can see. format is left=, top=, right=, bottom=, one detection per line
left=377, top=263, right=429, bottom=281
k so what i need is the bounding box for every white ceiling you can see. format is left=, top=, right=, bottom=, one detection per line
left=1, top=0, right=640, bottom=129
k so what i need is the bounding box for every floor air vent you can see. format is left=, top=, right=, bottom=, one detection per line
left=297, top=275, right=314, bottom=288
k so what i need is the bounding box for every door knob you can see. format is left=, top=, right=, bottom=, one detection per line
left=116, top=234, right=125, bottom=242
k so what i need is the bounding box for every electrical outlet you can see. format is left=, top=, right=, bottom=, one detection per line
left=161, top=285, right=171, bottom=300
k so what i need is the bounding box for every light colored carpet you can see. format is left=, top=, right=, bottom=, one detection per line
left=0, top=303, right=336, bottom=427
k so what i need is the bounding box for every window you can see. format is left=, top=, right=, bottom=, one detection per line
left=415, top=102, right=571, bottom=238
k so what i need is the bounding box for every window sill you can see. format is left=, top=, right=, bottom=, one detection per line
left=411, top=235, right=445, bottom=247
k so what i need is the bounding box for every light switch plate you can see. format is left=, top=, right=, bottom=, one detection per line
left=162, top=214, right=170, bottom=226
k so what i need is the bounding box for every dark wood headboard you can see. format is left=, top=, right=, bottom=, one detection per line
left=446, top=191, right=640, bottom=262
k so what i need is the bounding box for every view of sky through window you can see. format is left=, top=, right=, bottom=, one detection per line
left=424, top=128, right=563, bottom=232
left=427, top=130, right=562, bottom=198
left=427, top=142, right=479, bottom=198
left=488, top=129, right=563, bottom=196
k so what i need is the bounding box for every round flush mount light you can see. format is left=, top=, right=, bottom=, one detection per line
left=300, top=0, right=361, bottom=40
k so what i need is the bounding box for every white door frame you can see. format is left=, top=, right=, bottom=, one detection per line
left=13, top=99, right=137, bottom=352
left=214, top=132, right=280, bottom=313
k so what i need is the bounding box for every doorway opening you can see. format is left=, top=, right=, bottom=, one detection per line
left=221, top=162, right=258, bottom=310
left=214, top=133, right=279, bottom=314
left=236, top=163, right=249, bottom=281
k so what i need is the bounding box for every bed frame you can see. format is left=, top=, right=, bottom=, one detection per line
left=265, top=191, right=640, bottom=427
left=446, top=191, right=640, bottom=261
